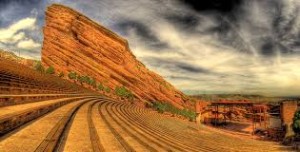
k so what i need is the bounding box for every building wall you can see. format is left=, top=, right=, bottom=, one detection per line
left=281, top=101, right=297, bottom=125
left=281, top=101, right=298, bottom=137
left=269, top=116, right=281, bottom=128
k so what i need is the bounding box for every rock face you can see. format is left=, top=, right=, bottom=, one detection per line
left=42, top=4, right=191, bottom=108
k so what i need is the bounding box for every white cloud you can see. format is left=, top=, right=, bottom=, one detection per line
left=14, top=0, right=300, bottom=96
left=0, top=17, right=41, bottom=59
left=91, top=0, right=300, bottom=96
left=17, top=39, right=40, bottom=49
left=0, top=17, right=36, bottom=43
left=11, top=32, right=26, bottom=42
left=9, top=17, right=36, bottom=31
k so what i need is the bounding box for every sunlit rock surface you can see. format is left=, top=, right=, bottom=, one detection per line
left=42, top=4, right=191, bottom=108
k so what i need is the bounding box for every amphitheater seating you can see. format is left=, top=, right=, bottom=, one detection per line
left=0, top=58, right=93, bottom=95
left=0, top=58, right=292, bottom=151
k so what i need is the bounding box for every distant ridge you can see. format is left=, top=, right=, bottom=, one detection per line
left=0, top=49, right=36, bottom=68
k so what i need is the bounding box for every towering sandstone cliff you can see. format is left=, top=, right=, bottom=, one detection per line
left=42, top=4, right=191, bottom=108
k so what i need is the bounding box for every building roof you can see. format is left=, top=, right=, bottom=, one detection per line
left=211, top=99, right=253, bottom=106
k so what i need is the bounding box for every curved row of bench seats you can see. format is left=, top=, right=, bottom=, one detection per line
left=0, top=58, right=99, bottom=107
left=97, top=100, right=289, bottom=152
left=0, top=58, right=93, bottom=95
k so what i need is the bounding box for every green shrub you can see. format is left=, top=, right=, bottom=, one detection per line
left=45, top=66, right=55, bottom=74
left=152, top=102, right=167, bottom=113
left=77, top=75, right=85, bottom=84
left=152, top=102, right=196, bottom=121
left=82, top=76, right=91, bottom=84
left=90, top=78, right=97, bottom=88
left=68, top=71, right=77, bottom=80
left=293, top=110, right=300, bottom=134
left=115, top=86, right=134, bottom=100
left=35, top=61, right=45, bottom=73
left=98, top=83, right=104, bottom=91
left=104, top=87, right=111, bottom=93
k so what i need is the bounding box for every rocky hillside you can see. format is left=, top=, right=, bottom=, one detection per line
left=0, top=49, right=36, bottom=68
left=42, top=4, right=192, bottom=108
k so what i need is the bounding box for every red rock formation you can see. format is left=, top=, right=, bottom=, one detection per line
left=42, top=4, right=191, bottom=108
left=0, top=49, right=36, bottom=68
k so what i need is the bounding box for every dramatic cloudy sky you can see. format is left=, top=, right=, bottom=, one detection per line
left=1, top=0, right=300, bottom=96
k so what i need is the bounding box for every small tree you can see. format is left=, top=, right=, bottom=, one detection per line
left=82, top=76, right=91, bottom=84
left=153, top=102, right=166, bottom=113
left=293, top=110, right=300, bottom=134
left=77, top=75, right=85, bottom=85
left=45, top=66, right=55, bottom=74
left=90, top=78, right=97, bottom=88
left=115, top=86, right=134, bottom=100
left=35, top=61, right=45, bottom=73
left=152, top=101, right=196, bottom=121
left=98, top=83, right=104, bottom=91
left=68, top=71, right=77, bottom=80
left=104, top=87, right=111, bottom=93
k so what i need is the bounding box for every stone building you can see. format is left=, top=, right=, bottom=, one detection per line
left=281, top=101, right=298, bottom=137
